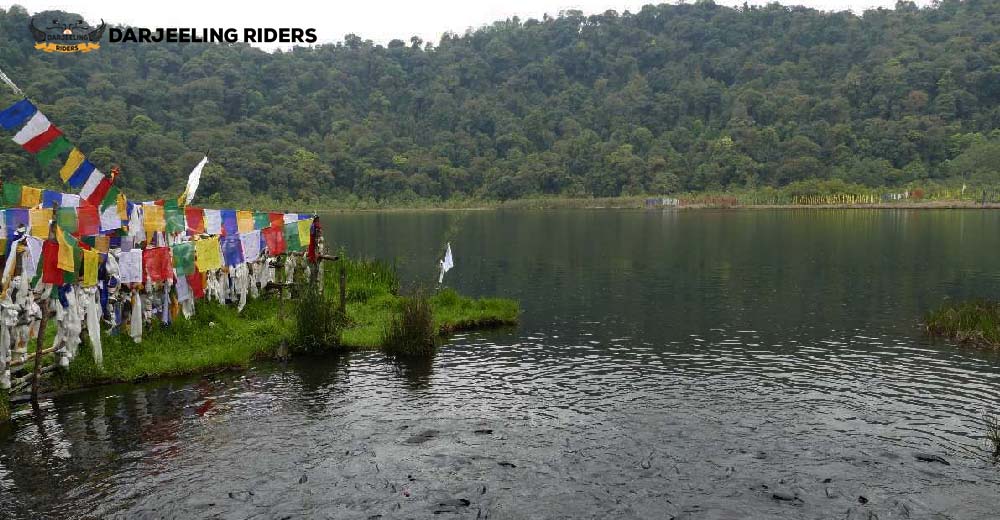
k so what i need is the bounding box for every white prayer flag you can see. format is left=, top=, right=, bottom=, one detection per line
left=184, top=156, right=208, bottom=205
left=438, top=242, right=454, bottom=283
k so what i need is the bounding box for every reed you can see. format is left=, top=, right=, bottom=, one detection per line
left=925, top=300, right=1000, bottom=347
left=293, top=284, right=346, bottom=354
left=381, top=290, right=437, bottom=358
left=986, top=413, right=1000, bottom=462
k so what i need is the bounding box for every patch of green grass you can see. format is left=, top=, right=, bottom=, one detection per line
left=54, top=298, right=293, bottom=390
left=24, top=257, right=518, bottom=395
left=925, top=299, right=1000, bottom=347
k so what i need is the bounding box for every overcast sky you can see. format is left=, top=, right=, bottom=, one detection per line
left=4, top=0, right=933, bottom=50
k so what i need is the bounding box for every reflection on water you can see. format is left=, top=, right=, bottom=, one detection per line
left=3, top=209, right=1000, bottom=518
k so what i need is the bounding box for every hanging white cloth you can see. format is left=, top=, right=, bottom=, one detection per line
left=184, top=156, right=209, bottom=206
left=83, top=286, right=103, bottom=368
left=438, top=242, right=454, bottom=283
left=130, top=292, right=143, bottom=343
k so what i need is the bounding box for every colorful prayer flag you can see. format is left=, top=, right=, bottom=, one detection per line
left=77, top=205, right=100, bottom=236
left=41, top=239, right=61, bottom=283
left=172, top=242, right=195, bottom=276
left=268, top=212, right=283, bottom=229
left=262, top=225, right=285, bottom=255
left=28, top=208, right=52, bottom=238
left=82, top=249, right=99, bottom=286
left=297, top=219, right=311, bottom=248
left=20, top=186, right=42, bottom=208
left=284, top=222, right=301, bottom=252
left=36, top=136, right=72, bottom=165
left=55, top=226, right=76, bottom=272
left=194, top=237, right=222, bottom=271
left=185, top=207, right=205, bottom=235
left=221, top=209, right=238, bottom=236
left=0, top=99, right=37, bottom=130
left=237, top=210, right=254, bottom=233
left=221, top=235, right=244, bottom=267
left=59, top=148, right=86, bottom=183
left=164, top=200, right=185, bottom=233
left=2, top=183, right=22, bottom=207
left=67, top=160, right=95, bottom=189
left=55, top=207, right=78, bottom=234
left=5, top=208, right=29, bottom=237
left=118, top=249, right=142, bottom=284
left=143, top=203, right=165, bottom=237
left=240, top=231, right=261, bottom=262
left=204, top=209, right=222, bottom=235
left=143, top=247, right=172, bottom=283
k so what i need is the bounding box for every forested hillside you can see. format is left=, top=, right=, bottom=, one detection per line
left=0, top=1, right=997, bottom=204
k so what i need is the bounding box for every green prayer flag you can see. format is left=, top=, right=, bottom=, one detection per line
left=284, top=222, right=301, bottom=252
left=36, top=136, right=72, bottom=166
left=56, top=207, right=78, bottom=234
left=165, top=204, right=185, bottom=233
left=100, top=186, right=119, bottom=210
left=253, top=211, right=270, bottom=230
left=3, top=182, right=22, bottom=207
left=171, top=242, right=195, bottom=276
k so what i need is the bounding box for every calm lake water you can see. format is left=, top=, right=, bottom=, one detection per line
left=3, top=209, right=1000, bottom=518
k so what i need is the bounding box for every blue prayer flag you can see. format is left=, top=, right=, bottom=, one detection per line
left=5, top=208, right=30, bottom=237
left=221, top=209, right=238, bottom=236
left=221, top=235, right=244, bottom=267
left=0, top=99, right=37, bottom=130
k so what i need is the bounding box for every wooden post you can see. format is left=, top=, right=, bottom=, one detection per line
left=30, top=298, right=49, bottom=403
left=338, top=262, right=346, bottom=315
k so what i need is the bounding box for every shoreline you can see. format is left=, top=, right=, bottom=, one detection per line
left=312, top=199, right=1000, bottom=212
left=1, top=261, right=519, bottom=418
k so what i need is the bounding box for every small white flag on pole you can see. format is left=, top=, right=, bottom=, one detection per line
left=438, top=242, right=454, bottom=283
left=183, top=156, right=209, bottom=205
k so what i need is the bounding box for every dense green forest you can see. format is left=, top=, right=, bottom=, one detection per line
left=0, top=1, right=997, bottom=205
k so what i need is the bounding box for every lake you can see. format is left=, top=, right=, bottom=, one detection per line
left=3, top=209, right=1000, bottom=518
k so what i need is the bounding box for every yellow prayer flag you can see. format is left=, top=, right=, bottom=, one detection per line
left=20, top=186, right=42, bottom=208
left=297, top=219, right=311, bottom=247
left=144, top=204, right=165, bottom=234
left=59, top=148, right=86, bottom=182
left=82, top=249, right=99, bottom=286
left=29, top=208, right=52, bottom=238
left=56, top=228, right=74, bottom=272
left=195, top=236, right=222, bottom=272
left=237, top=210, right=254, bottom=233
left=95, top=235, right=110, bottom=253
left=117, top=193, right=127, bottom=220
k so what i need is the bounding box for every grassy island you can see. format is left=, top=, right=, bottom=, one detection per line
left=925, top=300, right=1000, bottom=348
left=2, top=259, right=517, bottom=412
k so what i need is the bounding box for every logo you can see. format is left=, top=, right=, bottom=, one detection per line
left=29, top=16, right=105, bottom=53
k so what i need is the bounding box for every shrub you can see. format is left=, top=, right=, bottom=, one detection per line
left=293, top=285, right=346, bottom=354
left=382, top=291, right=437, bottom=357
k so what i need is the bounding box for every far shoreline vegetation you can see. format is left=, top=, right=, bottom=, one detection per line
left=211, top=180, right=1000, bottom=212
left=0, top=258, right=518, bottom=420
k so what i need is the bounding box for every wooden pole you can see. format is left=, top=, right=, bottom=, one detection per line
left=30, top=298, right=49, bottom=403
left=338, top=262, right=346, bottom=315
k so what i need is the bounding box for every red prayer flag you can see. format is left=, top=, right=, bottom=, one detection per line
left=185, top=207, right=205, bottom=235
left=187, top=272, right=205, bottom=299
left=21, top=125, right=62, bottom=153
left=77, top=205, right=100, bottom=236
left=42, top=240, right=62, bottom=284
left=143, top=246, right=172, bottom=283
left=85, top=177, right=112, bottom=206
left=262, top=225, right=285, bottom=255
left=268, top=212, right=283, bottom=229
